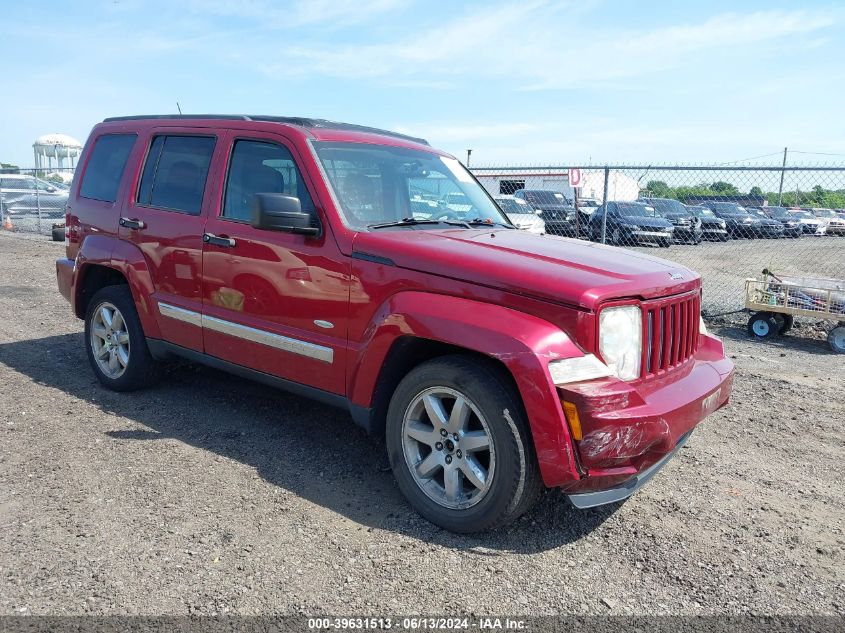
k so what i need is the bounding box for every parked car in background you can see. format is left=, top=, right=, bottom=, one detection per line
left=576, top=198, right=600, bottom=215
left=811, top=208, right=845, bottom=236
left=754, top=206, right=802, bottom=238
left=0, top=173, right=69, bottom=217
left=55, top=114, right=733, bottom=533
left=444, top=191, right=473, bottom=216
left=789, top=209, right=825, bottom=235
left=493, top=195, right=545, bottom=235
left=587, top=201, right=674, bottom=247
left=513, top=189, right=577, bottom=236
left=701, top=201, right=782, bottom=238
left=684, top=205, right=728, bottom=241
left=639, top=197, right=702, bottom=244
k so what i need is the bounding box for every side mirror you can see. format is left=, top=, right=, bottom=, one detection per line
left=46, top=186, right=57, bottom=193
left=251, top=193, right=320, bottom=237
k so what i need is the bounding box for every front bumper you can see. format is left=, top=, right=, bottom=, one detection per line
left=568, top=431, right=692, bottom=508
left=556, top=335, right=733, bottom=500
left=671, top=225, right=702, bottom=241
left=630, top=229, right=673, bottom=243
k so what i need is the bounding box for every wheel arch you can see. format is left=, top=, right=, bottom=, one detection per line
left=348, top=291, right=585, bottom=487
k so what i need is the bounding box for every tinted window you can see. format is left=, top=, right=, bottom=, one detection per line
left=223, top=139, right=315, bottom=222
left=0, top=178, right=22, bottom=189
left=79, top=134, right=136, bottom=202
left=137, top=135, right=215, bottom=214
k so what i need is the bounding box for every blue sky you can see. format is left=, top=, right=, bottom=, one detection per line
left=1, top=0, right=843, bottom=167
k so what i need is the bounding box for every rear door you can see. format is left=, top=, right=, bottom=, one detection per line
left=119, top=128, right=225, bottom=351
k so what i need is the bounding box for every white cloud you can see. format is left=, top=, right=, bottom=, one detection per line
left=176, top=0, right=409, bottom=27
left=255, top=5, right=839, bottom=89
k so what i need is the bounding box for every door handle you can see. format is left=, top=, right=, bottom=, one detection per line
left=203, top=233, right=236, bottom=248
left=119, top=217, right=146, bottom=230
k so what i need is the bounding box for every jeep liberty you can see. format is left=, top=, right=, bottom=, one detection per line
left=56, top=115, right=733, bottom=532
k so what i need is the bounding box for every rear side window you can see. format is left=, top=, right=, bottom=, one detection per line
left=137, top=135, right=215, bottom=215
left=223, top=139, right=315, bottom=222
left=79, top=134, right=137, bottom=202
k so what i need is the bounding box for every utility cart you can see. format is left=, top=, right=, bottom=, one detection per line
left=745, top=269, right=845, bottom=353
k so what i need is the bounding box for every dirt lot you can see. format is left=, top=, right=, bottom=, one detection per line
left=0, top=233, right=843, bottom=617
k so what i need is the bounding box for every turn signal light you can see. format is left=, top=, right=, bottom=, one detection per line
left=561, top=400, right=582, bottom=441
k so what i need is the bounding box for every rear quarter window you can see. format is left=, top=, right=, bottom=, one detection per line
left=79, top=134, right=137, bottom=203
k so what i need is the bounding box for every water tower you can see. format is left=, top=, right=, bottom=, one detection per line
left=33, top=133, right=83, bottom=172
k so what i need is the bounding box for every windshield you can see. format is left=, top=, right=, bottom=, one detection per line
left=792, top=210, right=813, bottom=219
left=495, top=198, right=534, bottom=215
left=814, top=209, right=836, bottom=218
left=705, top=202, right=750, bottom=216
left=313, top=142, right=508, bottom=229
left=688, top=206, right=716, bottom=218
left=644, top=198, right=687, bottom=216
left=520, top=190, right=570, bottom=206
left=617, top=203, right=657, bottom=217
left=766, top=206, right=790, bottom=219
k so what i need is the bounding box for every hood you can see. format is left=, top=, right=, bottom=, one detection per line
left=620, top=215, right=673, bottom=229
left=352, top=228, right=699, bottom=309
left=699, top=216, right=724, bottom=225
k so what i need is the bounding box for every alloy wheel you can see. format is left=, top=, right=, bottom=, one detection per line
left=401, top=387, right=495, bottom=510
left=89, top=302, right=130, bottom=378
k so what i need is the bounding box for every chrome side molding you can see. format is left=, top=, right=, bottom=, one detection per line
left=157, top=302, right=333, bottom=363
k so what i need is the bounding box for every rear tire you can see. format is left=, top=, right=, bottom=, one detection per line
left=828, top=326, right=845, bottom=354
left=747, top=312, right=779, bottom=340
left=774, top=314, right=794, bottom=335
left=84, top=285, right=160, bottom=391
left=386, top=355, right=543, bottom=533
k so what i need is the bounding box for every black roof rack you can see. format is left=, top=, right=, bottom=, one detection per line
left=101, top=114, right=429, bottom=145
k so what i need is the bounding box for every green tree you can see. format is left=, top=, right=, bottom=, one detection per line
left=710, top=181, right=740, bottom=195
left=749, top=186, right=763, bottom=196
left=645, top=180, right=674, bottom=198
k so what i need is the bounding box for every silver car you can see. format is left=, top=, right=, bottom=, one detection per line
left=0, top=174, right=69, bottom=217
left=493, top=195, right=546, bottom=234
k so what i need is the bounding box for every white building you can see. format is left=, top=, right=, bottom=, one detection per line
left=473, top=169, right=640, bottom=202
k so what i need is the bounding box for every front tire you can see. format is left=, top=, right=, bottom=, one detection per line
left=747, top=312, right=779, bottom=340
left=386, top=356, right=542, bottom=533
left=84, top=285, right=159, bottom=391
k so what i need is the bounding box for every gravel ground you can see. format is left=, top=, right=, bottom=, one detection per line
left=0, top=233, right=843, bottom=617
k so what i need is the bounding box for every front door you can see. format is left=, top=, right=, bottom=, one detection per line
left=201, top=132, right=349, bottom=395
left=119, top=129, right=223, bottom=351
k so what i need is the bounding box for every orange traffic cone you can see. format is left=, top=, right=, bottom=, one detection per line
left=2, top=216, right=12, bottom=231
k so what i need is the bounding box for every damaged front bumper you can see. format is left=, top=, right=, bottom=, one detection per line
left=555, top=335, right=733, bottom=503
left=567, top=430, right=692, bottom=508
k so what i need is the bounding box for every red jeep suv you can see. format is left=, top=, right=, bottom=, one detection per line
left=56, top=115, right=733, bottom=532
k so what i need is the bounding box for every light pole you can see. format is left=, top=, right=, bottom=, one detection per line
left=466, top=149, right=472, bottom=167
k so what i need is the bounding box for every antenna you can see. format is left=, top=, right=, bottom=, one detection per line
left=176, top=101, right=183, bottom=115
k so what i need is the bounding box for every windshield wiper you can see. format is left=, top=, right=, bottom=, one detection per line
left=368, top=217, right=471, bottom=229
left=465, top=218, right=517, bottom=229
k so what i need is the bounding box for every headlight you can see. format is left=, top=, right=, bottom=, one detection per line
left=548, top=354, right=612, bottom=385
left=599, top=306, right=642, bottom=381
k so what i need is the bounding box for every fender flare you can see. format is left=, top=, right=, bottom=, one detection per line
left=349, top=291, right=586, bottom=486
left=75, top=235, right=161, bottom=339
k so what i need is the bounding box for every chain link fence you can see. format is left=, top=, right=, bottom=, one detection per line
left=472, top=164, right=845, bottom=316
left=2, top=163, right=843, bottom=317
left=0, top=167, right=73, bottom=237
